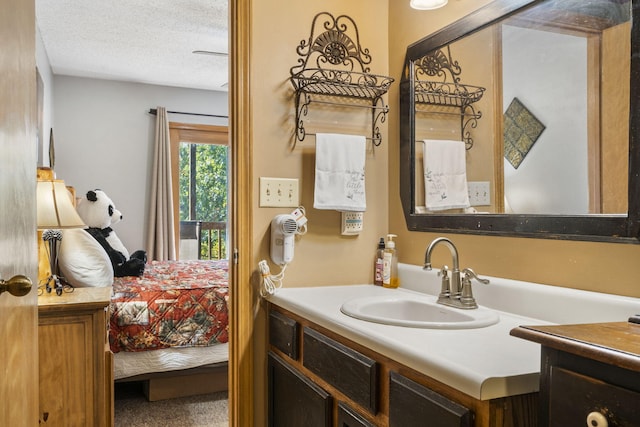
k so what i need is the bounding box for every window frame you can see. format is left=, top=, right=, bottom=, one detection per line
left=169, top=122, right=229, bottom=255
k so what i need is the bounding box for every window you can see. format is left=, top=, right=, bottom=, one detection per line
left=169, top=123, right=229, bottom=259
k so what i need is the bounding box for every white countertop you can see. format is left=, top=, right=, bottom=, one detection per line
left=267, top=263, right=640, bottom=401
left=269, top=284, right=547, bottom=400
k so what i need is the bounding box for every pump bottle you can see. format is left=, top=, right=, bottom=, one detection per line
left=382, top=234, right=399, bottom=288
left=374, top=237, right=385, bottom=286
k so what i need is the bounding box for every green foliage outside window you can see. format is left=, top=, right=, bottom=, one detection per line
left=179, top=142, right=228, bottom=258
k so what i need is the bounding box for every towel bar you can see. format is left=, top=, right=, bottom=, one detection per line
left=306, top=132, right=377, bottom=143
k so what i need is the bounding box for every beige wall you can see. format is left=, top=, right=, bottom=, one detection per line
left=250, top=1, right=389, bottom=424
left=252, top=0, right=390, bottom=287
left=388, top=2, right=640, bottom=299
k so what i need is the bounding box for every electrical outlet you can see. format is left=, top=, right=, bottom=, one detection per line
left=468, top=181, right=490, bottom=206
left=260, top=177, right=300, bottom=207
left=341, top=212, right=364, bottom=235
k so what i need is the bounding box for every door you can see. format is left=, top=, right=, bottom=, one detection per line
left=0, top=0, right=40, bottom=425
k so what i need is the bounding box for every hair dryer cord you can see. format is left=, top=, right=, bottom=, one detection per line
left=258, top=260, right=287, bottom=297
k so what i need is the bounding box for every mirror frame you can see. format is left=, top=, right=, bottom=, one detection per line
left=400, top=0, right=640, bottom=243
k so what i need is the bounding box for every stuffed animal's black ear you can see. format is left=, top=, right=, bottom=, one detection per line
left=86, top=190, right=98, bottom=202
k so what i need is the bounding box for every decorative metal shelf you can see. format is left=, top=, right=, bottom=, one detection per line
left=413, top=46, right=485, bottom=150
left=414, top=81, right=485, bottom=107
left=290, top=12, right=394, bottom=146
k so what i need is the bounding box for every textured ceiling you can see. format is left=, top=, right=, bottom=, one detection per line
left=36, top=0, right=229, bottom=91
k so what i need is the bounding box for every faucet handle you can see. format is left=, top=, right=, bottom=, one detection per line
left=462, top=268, right=490, bottom=285
left=437, top=265, right=449, bottom=277
left=459, top=268, right=489, bottom=309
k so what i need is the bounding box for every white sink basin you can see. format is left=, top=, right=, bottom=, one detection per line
left=340, top=293, right=499, bottom=329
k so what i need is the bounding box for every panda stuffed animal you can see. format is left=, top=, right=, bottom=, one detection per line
left=76, top=189, right=146, bottom=277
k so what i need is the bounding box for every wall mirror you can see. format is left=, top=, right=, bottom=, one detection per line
left=400, top=0, right=640, bottom=242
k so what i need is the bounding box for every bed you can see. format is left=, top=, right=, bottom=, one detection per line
left=109, top=258, right=229, bottom=401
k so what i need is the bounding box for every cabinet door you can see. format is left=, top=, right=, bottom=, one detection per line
left=389, top=372, right=473, bottom=427
left=39, top=313, right=96, bottom=427
left=337, top=402, right=374, bottom=427
left=268, top=352, right=332, bottom=427
left=269, top=309, right=299, bottom=359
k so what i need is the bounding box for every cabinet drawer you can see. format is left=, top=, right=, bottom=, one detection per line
left=548, top=366, right=640, bottom=427
left=269, top=310, right=299, bottom=359
left=337, top=402, right=374, bottom=427
left=303, top=327, right=379, bottom=413
left=268, top=352, right=331, bottom=427
left=389, top=371, right=473, bottom=427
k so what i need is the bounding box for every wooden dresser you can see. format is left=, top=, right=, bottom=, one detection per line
left=38, top=286, right=113, bottom=426
left=511, top=322, right=640, bottom=427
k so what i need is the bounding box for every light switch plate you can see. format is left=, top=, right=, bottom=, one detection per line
left=259, top=177, right=300, bottom=207
left=468, top=181, right=490, bottom=206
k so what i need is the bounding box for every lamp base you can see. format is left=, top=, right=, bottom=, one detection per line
left=42, top=274, right=73, bottom=296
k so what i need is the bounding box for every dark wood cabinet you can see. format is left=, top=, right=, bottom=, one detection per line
left=303, top=327, right=379, bottom=413
left=269, top=309, right=299, bottom=360
left=268, top=351, right=332, bottom=427
left=338, top=402, right=375, bottom=427
left=548, top=365, right=640, bottom=427
left=389, top=372, right=473, bottom=427
left=269, top=305, right=537, bottom=427
left=512, top=322, right=640, bottom=427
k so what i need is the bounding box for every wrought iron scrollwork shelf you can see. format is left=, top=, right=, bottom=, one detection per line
left=413, top=46, right=485, bottom=150
left=290, top=12, right=394, bottom=146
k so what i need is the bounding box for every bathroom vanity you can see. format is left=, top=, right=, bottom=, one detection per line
left=266, top=264, right=640, bottom=427
left=511, top=322, right=640, bottom=426
left=269, top=303, right=537, bottom=427
left=266, top=284, right=544, bottom=426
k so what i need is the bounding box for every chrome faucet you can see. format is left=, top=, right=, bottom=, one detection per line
left=424, top=237, right=489, bottom=309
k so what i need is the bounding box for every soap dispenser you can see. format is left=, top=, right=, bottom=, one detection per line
left=374, top=237, right=385, bottom=286
left=382, top=234, right=399, bottom=288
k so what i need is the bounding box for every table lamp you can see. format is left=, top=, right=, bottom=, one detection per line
left=36, top=179, right=85, bottom=295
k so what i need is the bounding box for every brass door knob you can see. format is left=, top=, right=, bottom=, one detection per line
left=0, top=275, right=33, bottom=297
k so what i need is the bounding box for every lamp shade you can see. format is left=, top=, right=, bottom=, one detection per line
left=410, top=0, right=448, bottom=10
left=37, top=180, right=85, bottom=229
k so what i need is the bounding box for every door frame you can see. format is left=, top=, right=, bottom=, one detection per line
left=229, top=0, right=254, bottom=425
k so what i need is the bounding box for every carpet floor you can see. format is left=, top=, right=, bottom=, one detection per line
left=114, top=381, right=229, bottom=427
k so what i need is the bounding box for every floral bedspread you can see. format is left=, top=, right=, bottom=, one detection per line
left=109, top=259, right=229, bottom=353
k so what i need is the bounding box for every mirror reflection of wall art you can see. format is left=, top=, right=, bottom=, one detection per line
left=503, top=97, right=546, bottom=169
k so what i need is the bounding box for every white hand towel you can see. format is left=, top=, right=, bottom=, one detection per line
left=314, top=133, right=366, bottom=211
left=423, top=139, right=470, bottom=211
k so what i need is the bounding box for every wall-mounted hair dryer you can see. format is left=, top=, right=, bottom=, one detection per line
left=270, top=214, right=298, bottom=265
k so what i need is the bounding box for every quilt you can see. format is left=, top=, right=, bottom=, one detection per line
left=109, top=259, right=229, bottom=353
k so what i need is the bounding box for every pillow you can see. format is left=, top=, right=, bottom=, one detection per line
left=58, top=228, right=114, bottom=287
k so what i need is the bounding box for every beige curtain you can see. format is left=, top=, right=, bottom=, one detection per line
left=146, top=107, right=176, bottom=260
